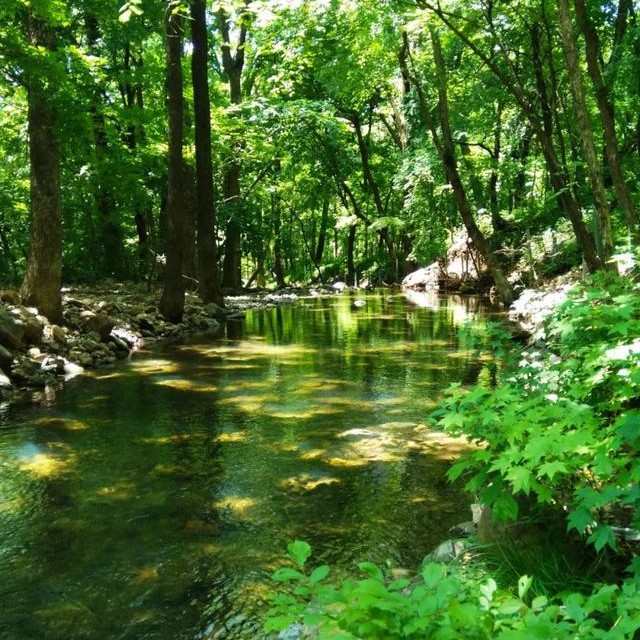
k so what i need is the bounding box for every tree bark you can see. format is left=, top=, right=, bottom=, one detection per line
left=218, top=5, right=249, bottom=292
left=557, top=0, right=614, bottom=261
left=20, top=11, right=63, bottom=323
left=191, top=0, right=224, bottom=305
left=159, top=6, right=187, bottom=323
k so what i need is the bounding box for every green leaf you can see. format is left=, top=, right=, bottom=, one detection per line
left=587, top=524, right=617, bottom=552
left=310, top=564, right=330, bottom=585
left=507, top=466, right=533, bottom=495
left=287, top=540, right=312, bottom=568
left=422, top=563, right=446, bottom=587
left=272, top=567, right=305, bottom=582
left=358, top=561, right=384, bottom=581
left=497, top=598, right=524, bottom=615
left=538, top=460, right=568, bottom=480
left=263, top=614, right=298, bottom=632
left=567, top=506, right=594, bottom=534
left=518, top=575, right=533, bottom=600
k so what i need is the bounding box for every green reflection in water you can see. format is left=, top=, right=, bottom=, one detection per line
left=0, top=291, right=498, bottom=640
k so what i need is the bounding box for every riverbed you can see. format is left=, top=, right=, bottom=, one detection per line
left=0, top=290, right=496, bottom=640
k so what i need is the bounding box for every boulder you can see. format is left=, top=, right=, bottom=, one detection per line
left=0, top=305, right=24, bottom=349
left=204, top=302, right=225, bottom=318
left=0, top=370, right=11, bottom=388
left=79, top=310, right=115, bottom=340
left=402, top=264, right=441, bottom=290
left=43, top=324, right=67, bottom=346
left=10, top=306, right=46, bottom=343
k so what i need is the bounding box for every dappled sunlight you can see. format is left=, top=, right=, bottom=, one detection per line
left=35, top=417, right=89, bottom=431
left=215, top=431, right=247, bottom=443
left=130, top=566, right=160, bottom=584
left=154, top=378, right=218, bottom=392
left=279, top=472, right=341, bottom=492
left=212, top=496, right=258, bottom=519
left=326, top=456, right=370, bottom=468
left=91, top=372, right=127, bottom=382
left=138, top=433, right=200, bottom=445
left=130, top=359, right=180, bottom=376
left=19, top=453, right=76, bottom=478
left=299, top=448, right=327, bottom=461
left=96, top=482, right=136, bottom=500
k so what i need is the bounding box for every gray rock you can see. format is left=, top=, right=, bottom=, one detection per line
left=10, top=306, right=45, bottom=343
left=79, top=310, right=115, bottom=340
left=43, top=324, right=67, bottom=346
left=0, top=370, right=11, bottom=388
left=63, top=361, right=84, bottom=378
left=424, top=539, right=468, bottom=563
left=204, top=302, right=225, bottom=318
left=0, top=305, right=25, bottom=349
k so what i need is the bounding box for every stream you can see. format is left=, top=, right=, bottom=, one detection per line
left=0, top=290, right=498, bottom=640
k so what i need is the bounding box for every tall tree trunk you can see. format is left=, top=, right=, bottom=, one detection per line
left=218, top=5, right=249, bottom=292
left=573, top=0, right=639, bottom=237
left=191, top=0, right=224, bottom=306
left=159, top=7, right=187, bottom=323
left=20, top=11, right=63, bottom=323
left=272, top=192, right=286, bottom=289
left=346, top=225, right=356, bottom=286
left=314, top=196, right=330, bottom=267
left=557, top=0, right=614, bottom=261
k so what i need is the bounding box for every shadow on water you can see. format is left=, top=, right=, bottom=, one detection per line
left=0, top=291, right=500, bottom=640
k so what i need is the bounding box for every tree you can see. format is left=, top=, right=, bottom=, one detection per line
left=159, top=3, right=189, bottom=322
left=20, top=8, right=64, bottom=323
left=216, top=0, right=252, bottom=292
left=191, top=0, right=224, bottom=306
left=401, top=27, right=514, bottom=304
left=557, top=0, right=613, bottom=261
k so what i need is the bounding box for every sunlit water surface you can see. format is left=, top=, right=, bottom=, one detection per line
left=0, top=291, right=497, bottom=640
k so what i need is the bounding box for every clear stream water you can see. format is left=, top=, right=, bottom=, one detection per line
left=0, top=291, right=497, bottom=640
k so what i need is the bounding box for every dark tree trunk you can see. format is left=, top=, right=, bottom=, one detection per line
left=191, top=0, right=224, bottom=305
left=346, top=225, right=356, bottom=286
left=159, top=7, right=187, bottom=323
left=218, top=6, right=248, bottom=292
left=20, top=11, right=63, bottom=323
left=272, top=193, right=286, bottom=289
left=314, top=196, right=330, bottom=267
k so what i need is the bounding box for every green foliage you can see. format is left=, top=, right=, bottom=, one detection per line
left=265, top=543, right=640, bottom=640
left=434, top=269, right=640, bottom=551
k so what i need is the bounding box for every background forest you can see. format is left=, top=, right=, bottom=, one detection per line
left=1, top=0, right=638, bottom=321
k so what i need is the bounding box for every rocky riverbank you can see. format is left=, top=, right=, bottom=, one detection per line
left=0, top=283, right=306, bottom=403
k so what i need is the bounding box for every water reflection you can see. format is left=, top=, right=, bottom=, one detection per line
left=0, top=291, right=497, bottom=640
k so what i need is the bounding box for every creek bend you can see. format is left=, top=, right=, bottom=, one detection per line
left=0, top=291, right=497, bottom=640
